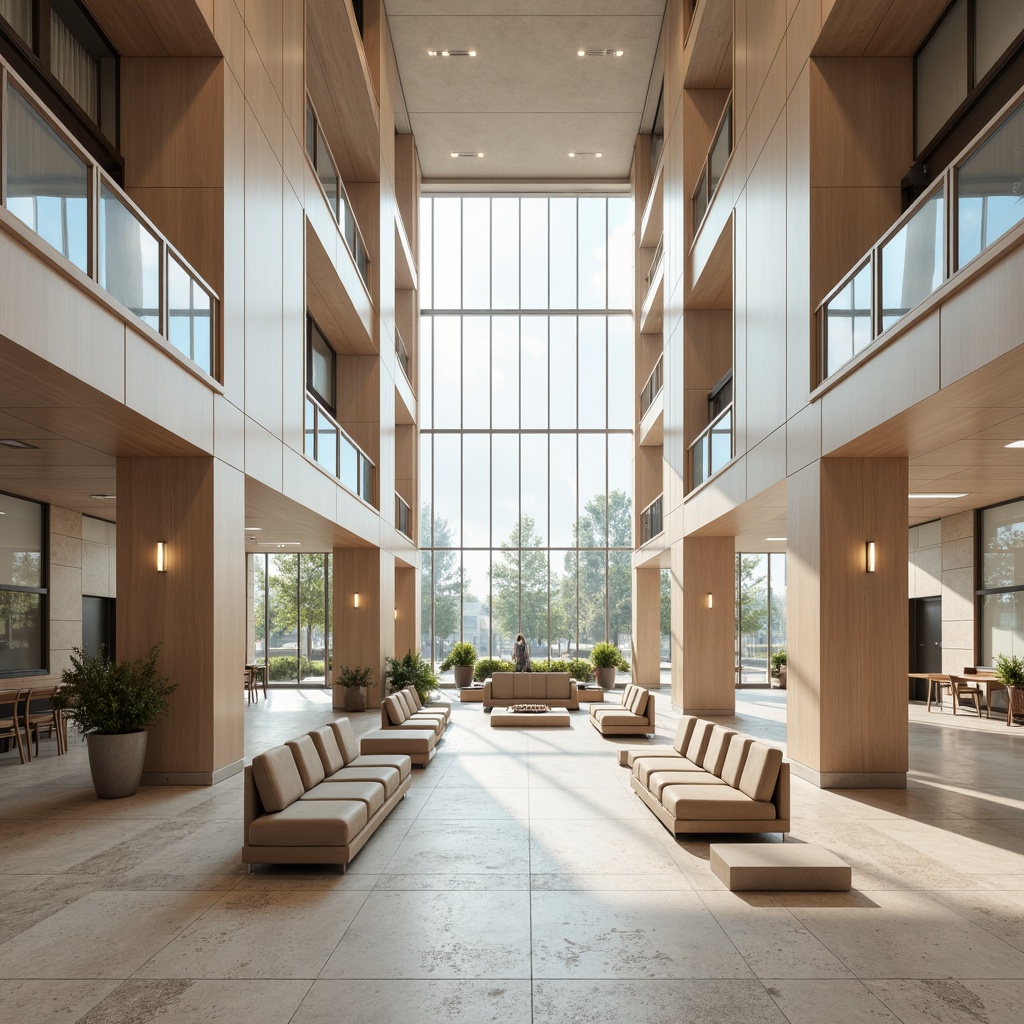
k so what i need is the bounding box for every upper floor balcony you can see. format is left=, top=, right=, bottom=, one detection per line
left=689, top=403, right=732, bottom=491
left=818, top=83, right=1024, bottom=388
left=0, top=55, right=217, bottom=378
left=639, top=493, right=664, bottom=547
left=304, top=392, right=375, bottom=506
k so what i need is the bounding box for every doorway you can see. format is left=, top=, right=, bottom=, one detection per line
left=82, top=596, right=115, bottom=658
left=909, top=596, right=942, bottom=700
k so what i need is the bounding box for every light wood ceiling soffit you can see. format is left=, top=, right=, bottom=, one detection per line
left=385, top=1, right=666, bottom=185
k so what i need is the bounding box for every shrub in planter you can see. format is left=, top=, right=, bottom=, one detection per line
left=995, top=653, right=1024, bottom=717
left=770, top=650, right=787, bottom=689
left=473, top=657, right=515, bottom=681
left=440, top=641, right=478, bottom=687
left=336, top=664, right=372, bottom=712
left=567, top=658, right=594, bottom=683
left=591, top=641, right=621, bottom=688
left=386, top=650, right=439, bottom=705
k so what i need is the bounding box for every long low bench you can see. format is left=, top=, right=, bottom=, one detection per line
left=590, top=682, right=655, bottom=735
left=483, top=672, right=579, bottom=709
left=623, top=715, right=790, bottom=835
left=243, top=719, right=412, bottom=871
left=361, top=687, right=450, bottom=766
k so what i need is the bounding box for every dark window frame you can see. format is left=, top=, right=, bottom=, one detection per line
left=0, top=490, right=49, bottom=679
left=306, top=314, right=337, bottom=414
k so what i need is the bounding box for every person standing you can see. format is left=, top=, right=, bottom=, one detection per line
left=513, top=632, right=531, bottom=672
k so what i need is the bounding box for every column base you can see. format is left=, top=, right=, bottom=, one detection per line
left=789, top=760, right=906, bottom=789
left=141, top=758, right=244, bottom=787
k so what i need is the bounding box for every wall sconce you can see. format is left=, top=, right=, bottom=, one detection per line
left=354, top=593, right=360, bottom=608
left=866, top=541, right=876, bottom=573
left=156, top=541, right=167, bottom=573
left=706, top=592, right=713, bottom=609
left=394, top=608, right=398, bottom=620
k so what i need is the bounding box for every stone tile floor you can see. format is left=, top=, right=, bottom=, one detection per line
left=1, top=687, right=1022, bottom=1023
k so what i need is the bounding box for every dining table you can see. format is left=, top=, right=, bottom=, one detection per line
left=909, top=672, right=1009, bottom=722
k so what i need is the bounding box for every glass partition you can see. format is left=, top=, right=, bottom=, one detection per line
left=167, top=252, right=213, bottom=374
left=824, top=260, right=872, bottom=378
left=690, top=404, right=733, bottom=489
left=880, top=185, right=944, bottom=331
left=98, top=181, right=160, bottom=330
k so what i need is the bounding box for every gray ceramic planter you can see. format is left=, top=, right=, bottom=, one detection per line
left=454, top=665, right=474, bottom=688
left=87, top=731, right=148, bottom=799
left=597, top=666, right=616, bottom=689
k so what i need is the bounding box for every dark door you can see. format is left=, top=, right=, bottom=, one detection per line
left=82, top=596, right=115, bottom=658
left=909, top=596, right=941, bottom=699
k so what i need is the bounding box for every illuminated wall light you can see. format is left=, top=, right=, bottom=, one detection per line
left=706, top=592, right=713, bottom=609
left=394, top=608, right=398, bottom=620
left=354, top=593, right=360, bottom=608
left=156, top=541, right=168, bottom=573
left=866, top=541, right=876, bottom=573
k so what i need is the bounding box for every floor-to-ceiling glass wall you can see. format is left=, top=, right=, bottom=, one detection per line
left=251, top=552, right=332, bottom=686
left=419, top=195, right=634, bottom=670
left=736, top=552, right=786, bottom=687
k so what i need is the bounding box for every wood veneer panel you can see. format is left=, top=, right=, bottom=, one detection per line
left=632, top=566, right=662, bottom=689
left=87, top=0, right=219, bottom=56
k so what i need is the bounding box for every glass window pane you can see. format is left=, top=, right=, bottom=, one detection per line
left=880, top=186, right=944, bottom=331
left=608, top=549, right=632, bottom=651
left=521, top=197, right=548, bottom=308
left=709, top=104, right=732, bottom=196
left=317, top=420, right=338, bottom=477
left=5, top=84, right=89, bottom=272
left=550, top=316, right=577, bottom=428
left=431, top=547, right=460, bottom=659
left=550, top=433, right=577, bottom=547
left=578, top=316, right=606, bottom=429
left=304, top=399, right=315, bottom=459
left=607, top=197, right=633, bottom=310
left=0, top=591, right=44, bottom=673
left=769, top=552, right=787, bottom=665
left=267, top=553, right=299, bottom=684
left=0, top=0, right=32, bottom=44
left=521, top=315, right=548, bottom=428
left=433, top=197, right=461, bottom=308
left=981, top=499, right=1024, bottom=588
left=432, top=316, right=461, bottom=428
left=308, top=319, right=335, bottom=409
left=434, top=434, right=461, bottom=547
left=0, top=492, right=44, bottom=590
left=492, top=433, right=519, bottom=545
left=491, top=546, right=519, bottom=655
left=253, top=554, right=267, bottom=665
left=915, top=0, right=968, bottom=154
left=578, top=435, right=606, bottom=546
left=420, top=551, right=433, bottom=660
left=549, top=198, right=577, bottom=309
left=825, top=261, right=872, bottom=378
left=420, top=315, right=433, bottom=429
left=608, top=434, right=632, bottom=546
left=491, top=316, right=519, bottom=430
left=980, top=592, right=1024, bottom=664
left=492, top=198, right=520, bottom=309
left=420, top=198, right=433, bottom=309
left=314, top=123, right=339, bottom=220
left=521, top=546, right=548, bottom=657
left=556, top=549, right=578, bottom=655
left=976, top=0, right=1024, bottom=81
left=463, top=316, right=490, bottom=429
left=738, top=553, right=769, bottom=686
left=419, top=433, right=432, bottom=546
left=608, top=315, right=633, bottom=428
left=462, top=550, right=490, bottom=654
left=99, top=183, right=160, bottom=331
left=521, top=433, right=548, bottom=545
left=578, top=197, right=607, bottom=309
left=463, top=433, right=490, bottom=547
left=578, top=549, right=606, bottom=647
left=297, top=554, right=328, bottom=682
left=463, top=197, right=490, bottom=309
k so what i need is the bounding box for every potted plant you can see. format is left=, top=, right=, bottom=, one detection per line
left=440, top=641, right=477, bottom=688
left=50, top=645, right=176, bottom=799
left=994, top=653, right=1024, bottom=720
left=385, top=649, right=439, bottom=705
left=591, top=641, right=620, bottom=690
left=770, top=650, right=787, bottom=689
left=336, top=664, right=372, bottom=712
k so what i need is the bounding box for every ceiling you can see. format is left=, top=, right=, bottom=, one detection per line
left=385, top=0, right=666, bottom=187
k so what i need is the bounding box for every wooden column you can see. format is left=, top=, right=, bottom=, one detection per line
left=117, top=456, right=245, bottom=785
left=787, top=457, right=909, bottom=788
left=632, top=566, right=662, bottom=688
left=394, top=564, right=417, bottom=661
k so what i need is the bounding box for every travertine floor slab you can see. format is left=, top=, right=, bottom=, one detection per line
left=0, top=687, right=1021, bottom=1023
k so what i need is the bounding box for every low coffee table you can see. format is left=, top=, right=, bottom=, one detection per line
left=576, top=685, right=605, bottom=702
left=490, top=706, right=571, bottom=728
left=459, top=685, right=485, bottom=703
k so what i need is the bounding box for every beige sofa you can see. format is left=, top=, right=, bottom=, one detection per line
left=242, top=720, right=412, bottom=870
left=380, top=688, right=450, bottom=732
left=483, top=672, right=578, bottom=709
left=624, top=715, right=790, bottom=835
left=590, top=682, right=655, bottom=735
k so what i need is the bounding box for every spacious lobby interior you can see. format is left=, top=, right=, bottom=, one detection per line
left=4, top=0, right=1024, bottom=1021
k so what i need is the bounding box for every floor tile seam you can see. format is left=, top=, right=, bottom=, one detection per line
left=760, top=978, right=911, bottom=1024
left=913, top=889, right=1024, bottom=955
left=282, top=979, right=317, bottom=1024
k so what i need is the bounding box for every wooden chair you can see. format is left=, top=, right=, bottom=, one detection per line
left=926, top=674, right=951, bottom=712
left=947, top=674, right=983, bottom=716
left=244, top=666, right=258, bottom=704
left=21, top=689, right=64, bottom=759
left=0, top=693, right=27, bottom=763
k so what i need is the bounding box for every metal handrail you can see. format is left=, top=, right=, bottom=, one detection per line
left=644, top=235, right=664, bottom=284
left=640, top=494, right=664, bottom=545
left=304, top=391, right=375, bottom=505
left=640, top=354, right=664, bottom=418
left=688, top=402, right=733, bottom=489
left=395, top=327, right=411, bottom=380
left=692, top=95, right=733, bottom=235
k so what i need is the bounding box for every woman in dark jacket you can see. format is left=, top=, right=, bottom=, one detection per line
left=513, top=633, right=530, bottom=672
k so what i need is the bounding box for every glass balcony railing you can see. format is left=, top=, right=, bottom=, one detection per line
left=640, top=494, right=664, bottom=545
left=395, top=328, right=411, bottom=381
left=395, top=494, right=411, bottom=538
left=690, top=403, right=732, bottom=490
left=820, top=83, right=1024, bottom=383
left=692, top=98, right=732, bottom=232
left=304, top=394, right=375, bottom=505
left=1, top=59, right=217, bottom=376
left=305, top=98, right=370, bottom=290
left=640, top=354, right=664, bottom=418
left=644, top=235, right=664, bottom=286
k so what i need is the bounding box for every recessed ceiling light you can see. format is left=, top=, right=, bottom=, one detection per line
left=258, top=541, right=300, bottom=547
left=244, top=526, right=261, bottom=531
left=766, top=537, right=786, bottom=541
left=450, top=152, right=484, bottom=158
left=428, top=49, right=476, bottom=57
left=0, top=438, right=39, bottom=449
left=1004, top=441, right=1024, bottom=448
left=909, top=493, right=969, bottom=499
left=578, top=49, right=624, bottom=57
left=569, top=152, right=603, bottom=158
left=89, top=494, right=116, bottom=500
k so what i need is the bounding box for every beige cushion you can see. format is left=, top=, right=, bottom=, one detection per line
left=360, top=730, right=435, bottom=756
left=512, top=675, right=532, bottom=699
left=648, top=770, right=724, bottom=799
left=405, top=687, right=423, bottom=709
left=528, top=676, right=547, bottom=700
left=285, top=735, right=326, bottom=790
left=393, top=717, right=441, bottom=733
left=633, top=757, right=699, bottom=786
left=330, top=719, right=360, bottom=764
left=685, top=719, right=715, bottom=762
left=662, top=785, right=777, bottom=821
left=720, top=736, right=754, bottom=788
left=737, top=743, right=783, bottom=802
left=326, top=764, right=402, bottom=798
left=700, top=727, right=736, bottom=776
left=633, top=689, right=650, bottom=719
left=592, top=711, right=648, bottom=727
left=251, top=746, right=305, bottom=813
left=348, top=753, right=413, bottom=780
left=310, top=726, right=346, bottom=775
left=672, top=716, right=698, bottom=754
left=384, top=694, right=407, bottom=726
left=395, top=691, right=415, bottom=717
left=627, top=686, right=643, bottom=713
left=492, top=674, right=514, bottom=699
left=300, top=780, right=384, bottom=814
left=248, top=799, right=367, bottom=847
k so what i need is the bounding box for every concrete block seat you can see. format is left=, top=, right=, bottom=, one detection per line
left=625, top=715, right=790, bottom=836
left=590, top=682, right=655, bottom=736
left=710, top=843, right=850, bottom=891
left=483, top=672, right=579, bottom=709
left=242, top=722, right=412, bottom=871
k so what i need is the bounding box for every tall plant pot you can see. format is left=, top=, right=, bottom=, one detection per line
left=86, top=731, right=148, bottom=799
left=454, top=665, right=474, bottom=688
left=344, top=686, right=367, bottom=712
left=1008, top=685, right=1024, bottom=721
left=597, top=666, right=616, bottom=689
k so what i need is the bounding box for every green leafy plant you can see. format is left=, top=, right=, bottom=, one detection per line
left=336, top=665, right=372, bottom=688
left=568, top=658, right=595, bottom=682
left=994, top=653, right=1024, bottom=688
left=386, top=649, right=438, bottom=704
left=473, top=657, right=515, bottom=681
left=51, top=645, right=176, bottom=735
left=267, top=655, right=324, bottom=681
left=770, top=650, right=787, bottom=678
left=440, top=641, right=477, bottom=671
left=590, top=641, right=620, bottom=669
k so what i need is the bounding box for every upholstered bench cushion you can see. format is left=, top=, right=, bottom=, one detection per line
left=490, top=674, right=515, bottom=699
left=329, top=719, right=361, bottom=763
left=672, top=716, right=698, bottom=753
left=684, top=720, right=715, bottom=763
left=737, top=743, right=783, bottom=802
left=699, top=727, right=736, bottom=777
left=720, top=736, right=754, bottom=788
left=251, top=746, right=305, bottom=812
left=286, top=735, right=327, bottom=789
left=348, top=754, right=412, bottom=780
left=633, top=757, right=701, bottom=785
left=248, top=799, right=368, bottom=847
left=648, top=770, right=726, bottom=798
left=590, top=710, right=648, bottom=728
left=661, top=785, right=777, bottom=820
left=301, top=780, right=385, bottom=815
left=360, top=729, right=436, bottom=759
left=311, top=725, right=346, bottom=775
left=326, top=765, right=402, bottom=798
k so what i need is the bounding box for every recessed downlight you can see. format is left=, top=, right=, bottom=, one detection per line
left=0, top=438, right=39, bottom=449
left=258, top=541, right=300, bottom=547
left=89, top=494, right=116, bottom=500
left=428, top=49, right=476, bottom=57
left=577, top=49, right=624, bottom=57
left=1004, top=441, right=1024, bottom=448
left=450, top=152, right=484, bottom=158
left=909, top=493, right=969, bottom=499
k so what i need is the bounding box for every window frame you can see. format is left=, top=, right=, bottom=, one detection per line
left=306, top=314, right=337, bottom=414
left=0, top=489, right=49, bottom=679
